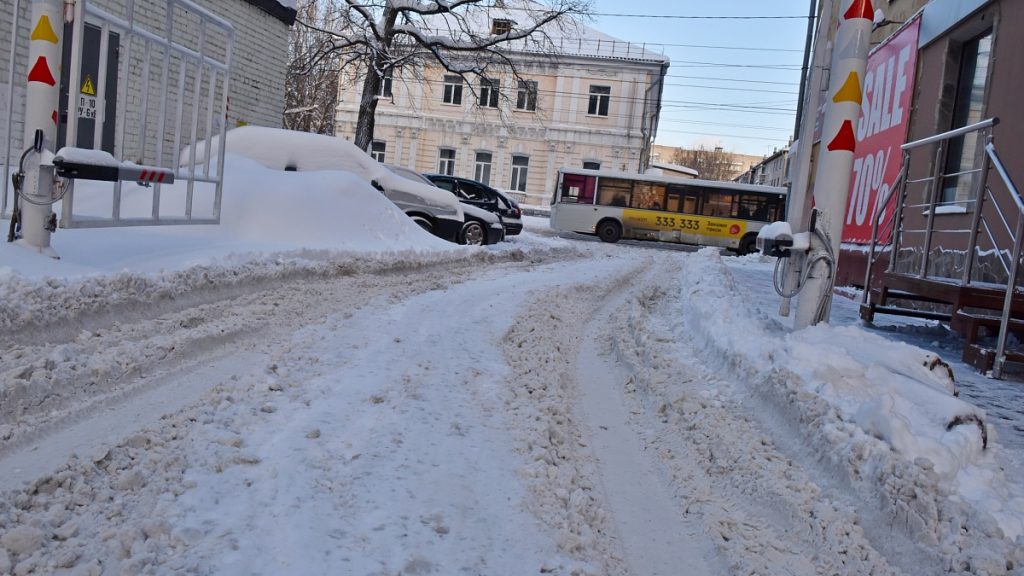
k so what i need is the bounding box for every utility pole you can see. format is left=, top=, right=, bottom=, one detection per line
left=793, top=0, right=877, bottom=328
left=778, top=0, right=831, bottom=318
left=793, top=0, right=818, bottom=138
left=15, top=0, right=63, bottom=257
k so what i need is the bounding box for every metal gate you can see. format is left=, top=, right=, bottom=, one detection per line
left=2, top=0, right=234, bottom=228
left=62, top=0, right=234, bottom=227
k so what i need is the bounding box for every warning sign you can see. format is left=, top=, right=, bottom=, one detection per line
left=77, top=95, right=97, bottom=120
left=81, top=74, right=95, bottom=96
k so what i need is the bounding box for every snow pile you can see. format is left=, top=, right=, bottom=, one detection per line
left=677, top=249, right=1024, bottom=571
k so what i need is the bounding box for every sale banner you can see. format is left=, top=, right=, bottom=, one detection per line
left=842, top=18, right=920, bottom=244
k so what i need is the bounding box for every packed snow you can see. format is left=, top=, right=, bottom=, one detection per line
left=1, top=148, right=1023, bottom=575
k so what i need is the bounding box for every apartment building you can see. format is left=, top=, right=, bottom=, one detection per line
left=735, top=148, right=789, bottom=187
left=334, top=11, right=669, bottom=206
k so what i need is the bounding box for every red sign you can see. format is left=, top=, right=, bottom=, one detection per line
left=842, top=18, right=920, bottom=244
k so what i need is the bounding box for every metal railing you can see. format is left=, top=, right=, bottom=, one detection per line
left=861, top=117, right=1024, bottom=377
left=59, top=0, right=234, bottom=228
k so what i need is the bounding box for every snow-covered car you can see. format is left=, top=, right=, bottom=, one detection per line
left=183, top=126, right=465, bottom=243
left=385, top=165, right=504, bottom=245
left=423, top=174, right=523, bottom=236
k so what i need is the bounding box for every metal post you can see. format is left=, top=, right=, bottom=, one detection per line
left=962, top=132, right=992, bottom=285
left=17, top=0, right=63, bottom=256
left=919, top=143, right=945, bottom=277
left=862, top=155, right=909, bottom=304
left=993, top=214, right=1024, bottom=379
left=794, top=0, right=875, bottom=328
left=886, top=152, right=910, bottom=273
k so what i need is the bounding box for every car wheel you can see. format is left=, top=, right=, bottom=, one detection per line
left=410, top=215, right=433, bottom=234
left=597, top=220, right=622, bottom=243
left=460, top=221, right=486, bottom=245
left=739, top=234, right=758, bottom=255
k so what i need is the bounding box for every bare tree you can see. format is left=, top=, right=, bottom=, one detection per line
left=672, top=145, right=739, bottom=182
left=285, top=0, right=344, bottom=135
left=299, top=0, right=591, bottom=151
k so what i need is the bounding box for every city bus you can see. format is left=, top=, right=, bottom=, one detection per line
left=549, top=168, right=787, bottom=254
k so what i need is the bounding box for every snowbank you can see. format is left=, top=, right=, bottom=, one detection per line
left=679, top=249, right=1024, bottom=570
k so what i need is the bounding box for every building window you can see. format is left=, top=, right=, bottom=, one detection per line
left=479, top=78, right=500, bottom=108
left=371, top=140, right=386, bottom=163
left=438, top=148, right=456, bottom=175
left=588, top=85, right=611, bottom=117
left=443, top=75, right=463, bottom=105
left=583, top=161, right=601, bottom=170
left=377, top=69, right=393, bottom=98
left=516, top=80, right=537, bottom=111
left=940, top=29, right=993, bottom=206
left=475, top=152, right=492, bottom=185
left=510, top=155, right=529, bottom=192
left=491, top=19, right=513, bottom=35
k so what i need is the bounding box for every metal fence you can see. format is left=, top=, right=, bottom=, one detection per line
left=1, top=0, right=234, bottom=228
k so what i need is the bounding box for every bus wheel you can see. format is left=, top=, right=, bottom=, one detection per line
left=597, top=220, right=622, bottom=243
left=739, top=234, right=758, bottom=255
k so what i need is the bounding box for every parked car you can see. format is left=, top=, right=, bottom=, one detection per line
left=384, top=165, right=504, bottom=246
left=183, top=126, right=465, bottom=243
left=422, top=174, right=524, bottom=236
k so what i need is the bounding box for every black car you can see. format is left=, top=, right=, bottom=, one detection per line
left=384, top=165, right=504, bottom=245
left=423, top=174, right=524, bottom=236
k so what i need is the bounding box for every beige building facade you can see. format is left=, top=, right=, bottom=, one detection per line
left=334, top=23, right=669, bottom=206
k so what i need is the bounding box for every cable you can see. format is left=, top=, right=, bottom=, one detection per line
left=593, top=13, right=813, bottom=20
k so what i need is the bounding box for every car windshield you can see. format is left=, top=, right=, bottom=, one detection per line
left=385, top=165, right=435, bottom=187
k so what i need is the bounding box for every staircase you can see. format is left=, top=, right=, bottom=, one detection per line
left=859, top=118, right=1024, bottom=378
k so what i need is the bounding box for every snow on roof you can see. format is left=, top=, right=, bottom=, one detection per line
left=417, top=0, right=669, bottom=64
left=649, top=161, right=699, bottom=177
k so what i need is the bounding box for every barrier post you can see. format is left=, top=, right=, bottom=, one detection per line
left=794, top=0, right=876, bottom=328
left=17, top=0, right=63, bottom=257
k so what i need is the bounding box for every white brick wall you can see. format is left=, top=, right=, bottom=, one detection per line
left=1, top=0, right=290, bottom=168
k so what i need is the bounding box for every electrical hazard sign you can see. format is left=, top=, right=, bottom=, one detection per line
left=80, top=75, right=96, bottom=96
left=78, top=74, right=98, bottom=120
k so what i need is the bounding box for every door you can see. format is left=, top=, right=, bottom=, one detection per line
left=58, top=22, right=119, bottom=152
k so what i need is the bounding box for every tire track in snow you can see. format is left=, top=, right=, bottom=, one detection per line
left=604, top=255, right=908, bottom=576
left=0, top=249, right=584, bottom=456
left=0, top=245, right=633, bottom=575
left=575, top=273, right=721, bottom=575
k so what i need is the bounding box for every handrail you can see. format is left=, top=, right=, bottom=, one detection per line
left=862, top=153, right=910, bottom=304
left=987, top=142, right=1024, bottom=378
left=860, top=117, right=1024, bottom=378
left=902, top=117, right=999, bottom=150
left=986, top=143, right=1023, bottom=214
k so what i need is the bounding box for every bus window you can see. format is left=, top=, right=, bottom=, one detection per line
left=630, top=182, right=667, bottom=210
left=737, top=193, right=782, bottom=221
left=560, top=173, right=596, bottom=204
left=668, top=184, right=699, bottom=215
left=681, top=194, right=699, bottom=215
left=597, top=178, right=633, bottom=207
left=666, top=193, right=680, bottom=212
left=703, top=191, right=737, bottom=217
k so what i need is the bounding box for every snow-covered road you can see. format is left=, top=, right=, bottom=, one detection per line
left=1, top=239, right=1021, bottom=575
